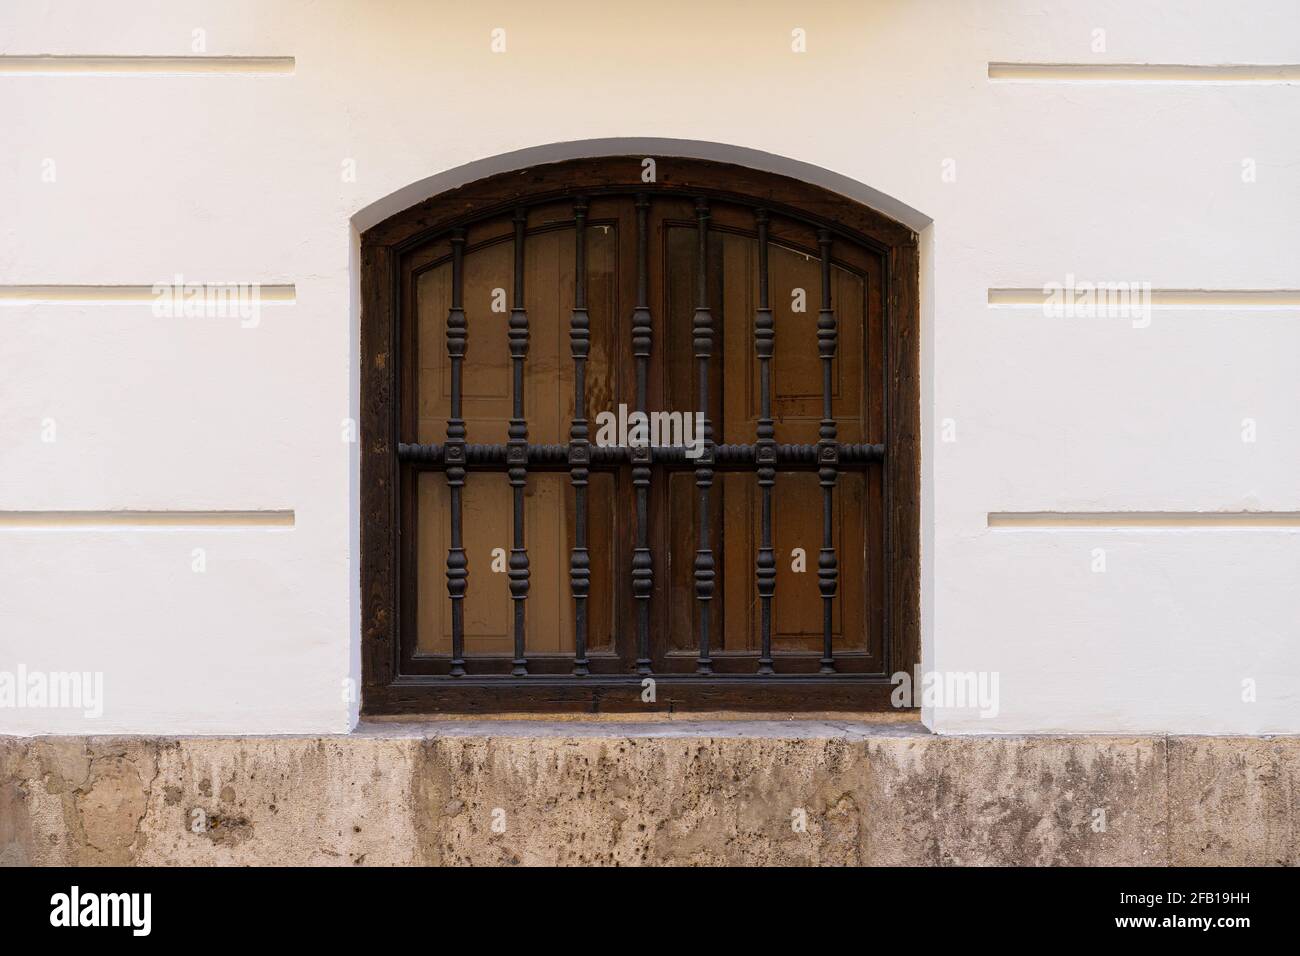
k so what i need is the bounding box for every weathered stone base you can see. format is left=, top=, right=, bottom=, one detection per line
left=2, top=720, right=1296, bottom=866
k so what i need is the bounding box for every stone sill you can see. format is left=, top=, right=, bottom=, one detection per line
left=354, top=713, right=929, bottom=739
left=2, top=727, right=1296, bottom=866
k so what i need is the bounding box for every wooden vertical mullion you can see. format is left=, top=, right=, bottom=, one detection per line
left=693, top=198, right=715, bottom=674
left=508, top=209, right=530, bottom=675
left=569, top=199, right=591, bottom=675
left=816, top=228, right=839, bottom=673
left=631, top=194, right=654, bottom=674
left=754, top=209, right=776, bottom=674
left=361, top=241, right=398, bottom=687
left=444, top=229, right=468, bottom=676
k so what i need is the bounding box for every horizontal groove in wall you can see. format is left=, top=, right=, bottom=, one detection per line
left=0, top=510, right=295, bottom=529
left=989, top=512, right=1300, bottom=530
left=987, top=289, right=1300, bottom=309
left=0, top=56, right=294, bottom=75
left=988, top=62, right=1300, bottom=83
left=0, top=285, right=296, bottom=305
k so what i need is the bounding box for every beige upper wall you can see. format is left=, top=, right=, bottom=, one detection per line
left=0, top=0, right=1297, bottom=732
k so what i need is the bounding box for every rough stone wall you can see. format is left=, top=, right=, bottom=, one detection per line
left=2, top=723, right=1295, bottom=866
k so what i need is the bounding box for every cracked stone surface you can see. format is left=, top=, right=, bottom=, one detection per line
left=2, top=724, right=1296, bottom=866
left=1168, top=736, right=1299, bottom=865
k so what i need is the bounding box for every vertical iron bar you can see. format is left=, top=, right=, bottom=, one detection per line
left=631, top=195, right=654, bottom=675
left=508, top=209, right=530, bottom=676
left=693, top=198, right=715, bottom=674
left=569, top=199, right=591, bottom=676
left=445, top=228, right=468, bottom=676
left=754, top=210, right=776, bottom=675
left=816, top=228, right=839, bottom=674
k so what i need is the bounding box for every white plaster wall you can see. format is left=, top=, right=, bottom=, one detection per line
left=0, top=1, right=1296, bottom=734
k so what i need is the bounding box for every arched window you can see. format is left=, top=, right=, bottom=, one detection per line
left=361, top=157, right=918, bottom=712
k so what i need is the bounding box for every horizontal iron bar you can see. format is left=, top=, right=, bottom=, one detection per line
left=400, top=442, right=622, bottom=465
left=398, top=442, right=884, bottom=467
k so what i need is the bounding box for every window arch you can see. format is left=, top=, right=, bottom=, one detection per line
left=361, top=156, right=918, bottom=712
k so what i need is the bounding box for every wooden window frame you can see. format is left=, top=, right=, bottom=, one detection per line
left=360, top=156, right=919, bottom=714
